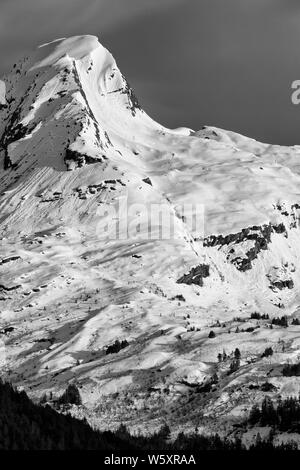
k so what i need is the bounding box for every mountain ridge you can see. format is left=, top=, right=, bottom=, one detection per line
left=0, top=35, right=300, bottom=434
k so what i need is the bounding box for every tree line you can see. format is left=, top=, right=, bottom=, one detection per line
left=0, top=379, right=298, bottom=450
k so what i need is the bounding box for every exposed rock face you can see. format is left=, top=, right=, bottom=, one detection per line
left=203, top=222, right=288, bottom=272
left=142, top=177, right=152, bottom=186
left=270, top=279, right=294, bottom=290
left=177, top=264, right=210, bottom=286
left=64, top=148, right=100, bottom=169
left=0, top=256, right=21, bottom=264
left=0, top=284, right=21, bottom=291
left=123, top=79, right=141, bottom=116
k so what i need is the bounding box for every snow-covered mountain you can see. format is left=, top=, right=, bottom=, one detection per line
left=0, top=35, right=300, bottom=434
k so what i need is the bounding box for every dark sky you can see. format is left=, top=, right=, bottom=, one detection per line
left=0, top=0, right=300, bottom=145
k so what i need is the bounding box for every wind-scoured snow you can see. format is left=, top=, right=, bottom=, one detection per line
left=0, top=35, right=299, bottom=435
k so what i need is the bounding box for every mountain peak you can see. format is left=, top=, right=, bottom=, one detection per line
left=32, top=35, right=105, bottom=70
left=1, top=34, right=300, bottom=433
left=0, top=33, right=148, bottom=177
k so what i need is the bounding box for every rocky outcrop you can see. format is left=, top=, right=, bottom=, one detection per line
left=142, top=177, right=152, bottom=186
left=0, top=284, right=21, bottom=291
left=0, top=256, right=21, bottom=265
left=177, top=264, right=210, bottom=287
left=0, top=80, right=37, bottom=169
left=121, top=75, right=141, bottom=117
left=203, top=222, right=288, bottom=272
left=270, top=279, right=294, bottom=290
left=64, top=148, right=100, bottom=170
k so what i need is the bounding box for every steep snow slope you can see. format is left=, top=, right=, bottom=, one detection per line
left=0, top=35, right=300, bottom=433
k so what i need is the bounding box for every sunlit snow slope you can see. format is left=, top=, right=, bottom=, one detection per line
left=0, top=36, right=300, bottom=432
